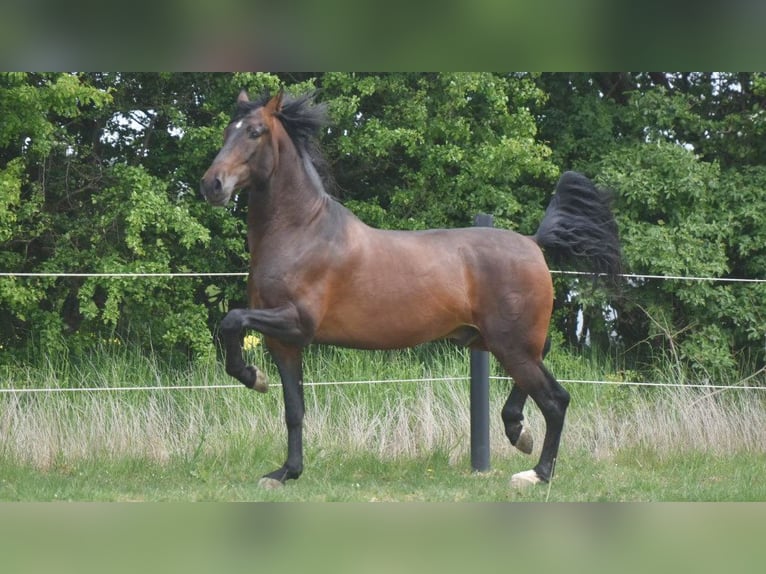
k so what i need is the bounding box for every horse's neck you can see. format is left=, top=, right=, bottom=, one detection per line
left=247, top=150, right=341, bottom=248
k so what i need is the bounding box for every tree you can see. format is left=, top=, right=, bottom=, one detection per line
left=1, top=73, right=219, bottom=357
left=536, top=72, right=766, bottom=377
left=318, top=72, right=557, bottom=231
left=2, top=72, right=764, bottom=379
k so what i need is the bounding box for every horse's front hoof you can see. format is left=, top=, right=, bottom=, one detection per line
left=258, top=477, right=284, bottom=490
left=510, top=469, right=543, bottom=489
left=514, top=427, right=534, bottom=455
left=246, top=366, right=269, bottom=393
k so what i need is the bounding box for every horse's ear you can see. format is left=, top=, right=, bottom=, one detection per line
left=266, top=90, right=284, bottom=114
left=237, top=90, right=250, bottom=105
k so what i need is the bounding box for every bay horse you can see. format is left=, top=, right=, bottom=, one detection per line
left=200, top=90, right=621, bottom=489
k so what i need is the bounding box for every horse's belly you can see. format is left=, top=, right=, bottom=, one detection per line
left=313, top=298, right=467, bottom=350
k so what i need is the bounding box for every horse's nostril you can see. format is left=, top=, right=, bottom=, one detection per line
left=214, top=176, right=223, bottom=192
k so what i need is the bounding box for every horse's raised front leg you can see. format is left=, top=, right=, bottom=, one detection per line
left=258, top=340, right=305, bottom=489
left=219, top=304, right=309, bottom=392
left=218, top=305, right=310, bottom=487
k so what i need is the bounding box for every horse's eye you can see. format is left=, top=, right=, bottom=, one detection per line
left=248, top=126, right=263, bottom=140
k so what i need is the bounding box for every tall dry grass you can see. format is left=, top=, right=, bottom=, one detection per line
left=2, top=368, right=764, bottom=470
left=566, top=387, right=766, bottom=459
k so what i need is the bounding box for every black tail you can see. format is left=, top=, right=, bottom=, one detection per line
left=533, top=171, right=621, bottom=280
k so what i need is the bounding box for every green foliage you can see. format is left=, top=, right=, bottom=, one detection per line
left=2, top=72, right=766, bottom=380
left=0, top=158, right=23, bottom=242
left=603, top=141, right=727, bottom=278
left=322, top=72, right=556, bottom=231
left=0, top=73, right=226, bottom=359
left=539, top=73, right=766, bottom=377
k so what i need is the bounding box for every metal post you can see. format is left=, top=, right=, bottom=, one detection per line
left=470, top=213, right=493, bottom=472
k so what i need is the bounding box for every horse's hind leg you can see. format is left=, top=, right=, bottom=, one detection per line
left=500, top=336, right=551, bottom=456
left=502, top=386, right=533, bottom=455
left=499, top=357, right=570, bottom=487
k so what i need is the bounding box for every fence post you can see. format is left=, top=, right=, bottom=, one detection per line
left=470, top=213, right=493, bottom=472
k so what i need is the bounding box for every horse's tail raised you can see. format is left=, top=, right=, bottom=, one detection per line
left=533, top=171, right=622, bottom=280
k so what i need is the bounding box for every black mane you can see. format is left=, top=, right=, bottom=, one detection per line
left=234, top=92, right=334, bottom=193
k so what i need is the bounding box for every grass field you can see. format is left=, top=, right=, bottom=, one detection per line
left=1, top=342, right=765, bottom=501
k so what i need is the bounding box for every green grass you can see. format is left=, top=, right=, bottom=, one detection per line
left=3, top=447, right=764, bottom=502
left=1, top=342, right=765, bottom=501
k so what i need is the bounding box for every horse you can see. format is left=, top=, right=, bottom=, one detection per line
left=200, top=90, right=621, bottom=489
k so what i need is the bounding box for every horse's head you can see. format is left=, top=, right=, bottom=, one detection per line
left=200, top=90, right=283, bottom=206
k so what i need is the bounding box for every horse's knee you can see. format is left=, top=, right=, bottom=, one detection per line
left=220, top=310, right=243, bottom=335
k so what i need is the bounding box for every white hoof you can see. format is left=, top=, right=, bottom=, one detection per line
left=511, top=469, right=542, bottom=489
left=258, top=477, right=284, bottom=490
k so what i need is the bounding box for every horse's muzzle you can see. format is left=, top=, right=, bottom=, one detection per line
left=200, top=174, right=232, bottom=206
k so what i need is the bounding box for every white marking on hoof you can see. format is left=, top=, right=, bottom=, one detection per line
left=258, top=477, right=284, bottom=490
left=252, top=366, right=269, bottom=393
left=511, top=469, right=542, bottom=489
left=515, top=427, right=533, bottom=455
